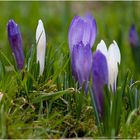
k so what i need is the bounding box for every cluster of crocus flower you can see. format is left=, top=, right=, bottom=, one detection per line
left=7, top=19, right=46, bottom=75
left=7, top=15, right=121, bottom=118
left=68, top=14, right=121, bottom=118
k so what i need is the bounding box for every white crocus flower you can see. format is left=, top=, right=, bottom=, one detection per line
left=0, top=92, right=3, bottom=101
left=96, top=40, right=121, bottom=92
left=36, top=19, right=46, bottom=75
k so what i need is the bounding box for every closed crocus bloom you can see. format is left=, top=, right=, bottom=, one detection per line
left=7, top=19, right=24, bottom=70
left=72, top=42, right=93, bottom=93
left=97, top=40, right=121, bottom=92
left=129, top=24, right=139, bottom=48
left=68, top=14, right=97, bottom=94
left=36, top=19, right=46, bottom=75
left=129, top=25, right=140, bottom=68
left=92, top=50, right=108, bottom=117
left=0, top=92, right=3, bottom=101
left=68, top=14, right=97, bottom=54
left=108, top=41, right=121, bottom=91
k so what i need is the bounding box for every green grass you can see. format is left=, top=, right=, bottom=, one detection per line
left=0, top=1, right=140, bottom=138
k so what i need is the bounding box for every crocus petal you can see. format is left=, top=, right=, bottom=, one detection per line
left=108, top=41, right=121, bottom=91
left=72, top=42, right=92, bottom=93
left=68, top=14, right=97, bottom=54
left=85, top=14, right=97, bottom=47
left=96, top=40, right=108, bottom=58
left=111, top=40, right=121, bottom=64
left=68, top=16, right=83, bottom=54
left=92, top=50, right=108, bottom=117
left=7, top=19, right=24, bottom=70
left=36, top=19, right=46, bottom=75
left=129, top=24, right=139, bottom=48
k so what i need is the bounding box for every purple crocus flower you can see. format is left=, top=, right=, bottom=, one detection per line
left=129, top=25, right=140, bottom=68
left=129, top=24, right=139, bottom=48
left=7, top=19, right=24, bottom=70
left=68, top=14, right=97, bottom=54
left=92, top=50, right=108, bottom=118
left=68, top=14, right=97, bottom=93
left=72, top=42, right=93, bottom=93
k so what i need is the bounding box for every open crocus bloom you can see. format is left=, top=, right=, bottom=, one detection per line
left=96, top=40, right=121, bottom=92
left=68, top=14, right=97, bottom=54
left=7, top=19, right=24, bottom=70
left=36, top=19, right=46, bottom=76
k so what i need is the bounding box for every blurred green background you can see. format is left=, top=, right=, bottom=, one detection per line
left=0, top=1, right=139, bottom=79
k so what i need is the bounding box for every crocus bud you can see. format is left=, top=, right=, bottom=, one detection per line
left=129, top=24, right=139, bottom=48
left=36, top=19, right=46, bottom=75
left=129, top=25, right=140, bottom=69
left=0, top=92, right=3, bottom=101
left=96, top=40, right=121, bottom=92
left=92, top=50, right=108, bottom=118
left=7, top=19, right=24, bottom=70
left=68, top=14, right=97, bottom=54
left=72, top=42, right=93, bottom=94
